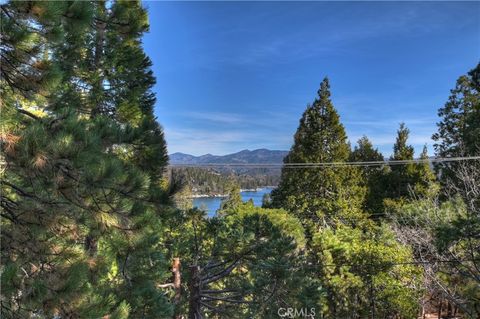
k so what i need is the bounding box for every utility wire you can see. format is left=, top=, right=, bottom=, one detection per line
left=172, top=157, right=480, bottom=276
left=311, top=258, right=480, bottom=269
left=169, top=156, right=480, bottom=168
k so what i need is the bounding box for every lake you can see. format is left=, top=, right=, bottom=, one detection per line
left=193, top=187, right=274, bottom=217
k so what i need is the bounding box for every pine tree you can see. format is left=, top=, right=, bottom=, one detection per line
left=1, top=2, right=96, bottom=316
left=270, top=78, right=365, bottom=229
left=350, top=136, right=384, bottom=163
left=218, top=182, right=243, bottom=214
left=350, top=136, right=387, bottom=215
left=311, top=222, right=422, bottom=318
left=414, top=145, right=438, bottom=196
left=170, top=191, right=306, bottom=318
left=1, top=1, right=174, bottom=317
left=384, top=124, right=437, bottom=204
left=392, top=123, right=415, bottom=161
left=382, top=123, right=415, bottom=201
left=432, top=63, right=480, bottom=186
left=268, top=82, right=422, bottom=318
left=428, top=64, right=480, bottom=317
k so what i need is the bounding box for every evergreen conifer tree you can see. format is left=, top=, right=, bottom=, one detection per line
left=350, top=136, right=384, bottom=163
left=384, top=124, right=437, bottom=202
left=350, top=136, right=387, bottom=215
left=270, top=78, right=365, bottom=229
left=171, top=191, right=306, bottom=318
left=269, top=81, right=422, bottom=318
left=432, top=63, right=480, bottom=186
left=1, top=1, right=174, bottom=317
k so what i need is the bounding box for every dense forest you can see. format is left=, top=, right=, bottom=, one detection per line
left=1, top=1, right=479, bottom=319
left=169, top=167, right=279, bottom=196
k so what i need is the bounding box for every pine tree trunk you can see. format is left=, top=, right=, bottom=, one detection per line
left=188, top=265, right=202, bottom=319
left=85, top=234, right=97, bottom=256
left=92, top=0, right=106, bottom=116
left=172, top=258, right=182, bottom=319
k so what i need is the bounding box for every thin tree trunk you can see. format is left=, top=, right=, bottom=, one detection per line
left=85, top=234, right=97, bottom=256
left=172, top=258, right=182, bottom=319
left=91, top=0, right=106, bottom=116
left=188, top=265, right=201, bottom=319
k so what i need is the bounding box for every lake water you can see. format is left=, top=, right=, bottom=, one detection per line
left=193, top=187, right=273, bottom=217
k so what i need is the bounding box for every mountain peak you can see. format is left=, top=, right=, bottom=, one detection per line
left=169, top=149, right=288, bottom=165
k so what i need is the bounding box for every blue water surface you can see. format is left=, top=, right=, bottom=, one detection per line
left=193, top=188, right=273, bottom=217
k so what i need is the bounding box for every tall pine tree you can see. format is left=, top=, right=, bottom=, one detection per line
left=384, top=124, right=437, bottom=205
left=1, top=1, right=174, bottom=317
left=432, top=63, right=480, bottom=186
left=271, top=78, right=365, bottom=229
left=350, top=136, right=387, bottom=215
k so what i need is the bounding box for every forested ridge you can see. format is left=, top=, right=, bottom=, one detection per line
left=1, top=1, right=479, bottom=319
left=169, top=167, right=279, bottom=196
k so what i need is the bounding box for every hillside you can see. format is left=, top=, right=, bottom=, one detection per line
left=169, top=148, right=288, bottom=165
left=169, top=149, right=288, bottom=195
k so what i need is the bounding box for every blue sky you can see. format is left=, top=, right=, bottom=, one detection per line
left=142, top=1, right=479, bottom=156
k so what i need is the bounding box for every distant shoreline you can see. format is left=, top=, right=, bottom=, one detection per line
left=190, top=186, right=275, bottom=198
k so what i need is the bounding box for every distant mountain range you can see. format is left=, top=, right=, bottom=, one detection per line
left=169, top=149, right=289, bottom=165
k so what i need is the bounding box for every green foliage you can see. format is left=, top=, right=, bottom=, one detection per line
left=433, top=62, right=480, bottom=158
left=183, top=194, right=306, bottom=318
left=1, top=2, right=477, bottom=318
left=269, top=79, right=421, bottom=318
left=171, top=167, right=279, bottom=196
left=223, top=199, right=306, bottom=249
left=350, top=135, right=385, bottom=163
left=433, top=62, right=480, bottom=187
left=350, top=136, right=387, bottom=215
left=311, top=222, right=421, bottom=318
left=219, top=183, right=244, bottom=212
left=1, top=1, right=173, bottom=317
left=383, top=124, right=438, bottom=204
left=390, top=197, right=480, bottom=317
left=271, top=78, right=366, bottom=228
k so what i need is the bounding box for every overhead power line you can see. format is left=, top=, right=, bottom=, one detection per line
left=169, top=156, right=480, bottom=168
left=311, top=258, right=480, bottom=269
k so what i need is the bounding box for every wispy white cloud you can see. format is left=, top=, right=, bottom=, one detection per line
left=151, top=3, right=475, bottom=156
left=165, top=108, right=439, bottom=156
left=165, top=124, right=294, bottom=156
left=344, top=117, right=438, bottom=127
left=182, top=111, right=246, bottom=124
left=177, top=109, right=298, bottom=129
left=218, top=3, right=450, bottom=67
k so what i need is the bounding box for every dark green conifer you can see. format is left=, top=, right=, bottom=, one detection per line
left=350, top=136, right=384, bottom=163
left=271, top=78, right=365, bottom=228
left=384, top=124, right=437, bottom=202
left=350, top=136, right=387, bottom=215
left=1, top=1, right=173, bottom=317
left=433, top=63, right=480, bottom=186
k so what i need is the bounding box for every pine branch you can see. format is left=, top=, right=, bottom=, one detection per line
left=200, top=289, right=238, bottom=295
left=201, top=246, right=256, bottom=285
left=157, top=283, right=175, bottom=289
left=201, top=295, right=254, bottom=304
left=16, top=108, right=40, bottom=120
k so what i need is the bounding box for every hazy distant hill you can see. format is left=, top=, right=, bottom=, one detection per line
left=169, top=148, right=288, bottom=165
